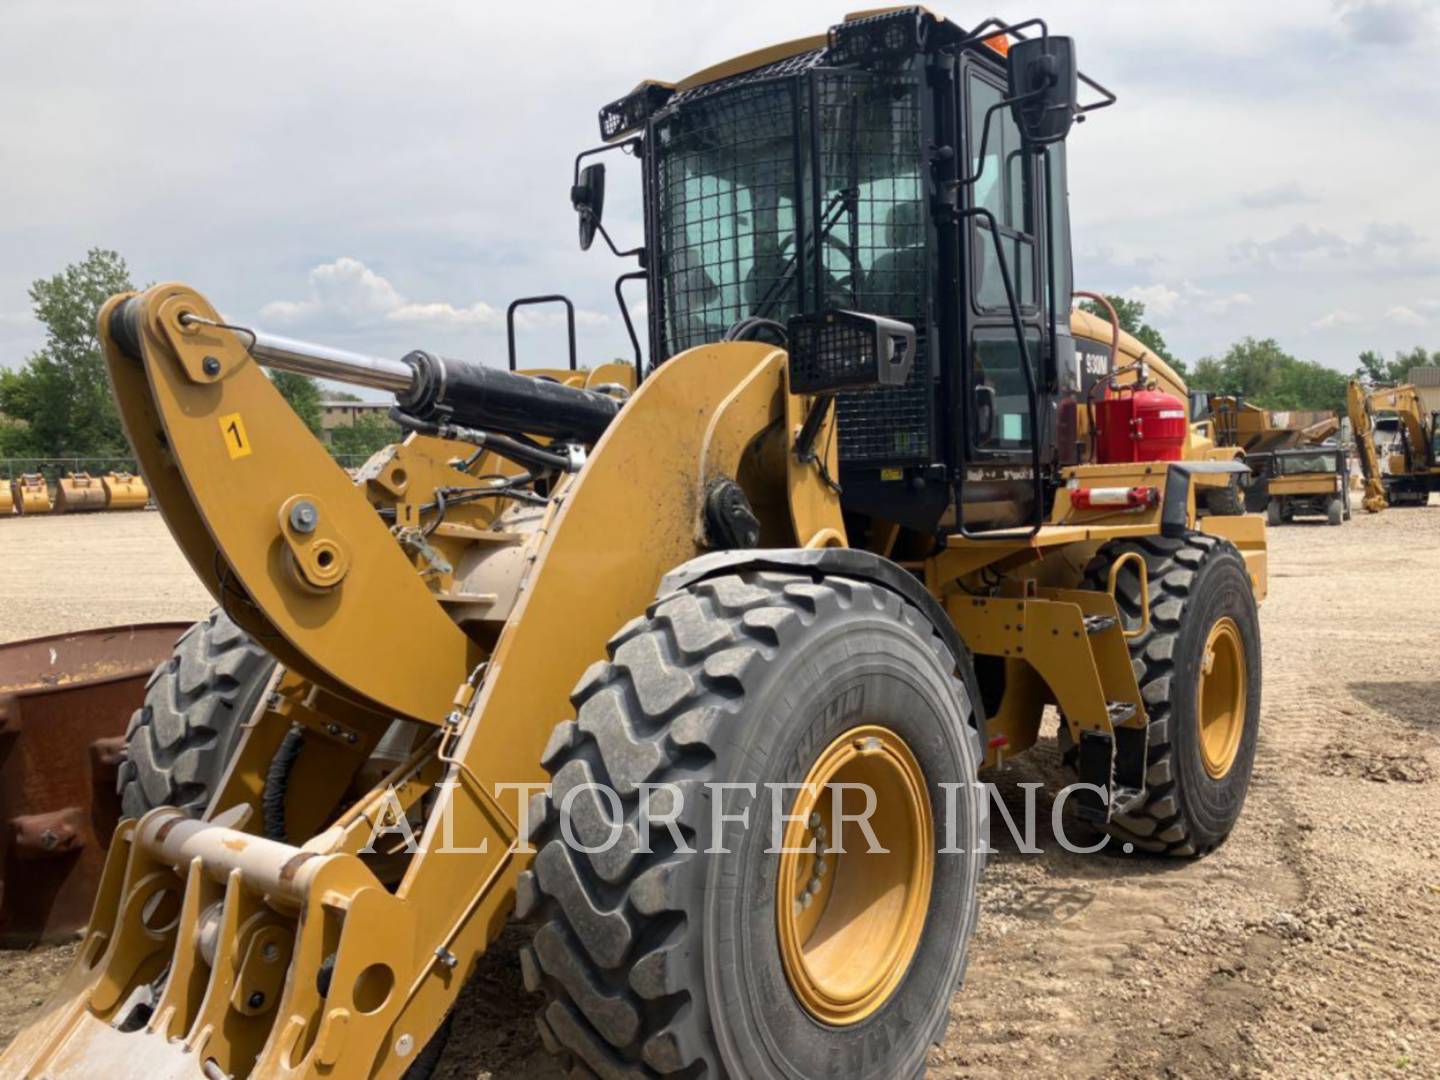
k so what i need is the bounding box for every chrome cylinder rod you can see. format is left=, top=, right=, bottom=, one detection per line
left=243, top=329, right=415, bottom=394
left=173, top=312, right=415, bottom=393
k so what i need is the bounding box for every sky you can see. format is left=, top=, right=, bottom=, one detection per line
left=2, top=0, right=1438, bottom=396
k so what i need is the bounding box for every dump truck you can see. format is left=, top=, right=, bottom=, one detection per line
left=1347, top=378, right=1440, bottom=510
left=3, top=10, right=1266, bottom=1079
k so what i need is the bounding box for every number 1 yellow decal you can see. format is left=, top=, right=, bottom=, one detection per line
left=219, top=412, right=253, bottom=459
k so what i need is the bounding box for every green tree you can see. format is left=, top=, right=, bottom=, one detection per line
left=329, top=411, right=401, bottom=460
left=269, top=371, right=323, bottom=434
left=1192, top=337, right=1347, bottom=414
left=1355, top=347, right=1436, bottom=385
left=0, top=248, right=134, bottom=455
left=1078, top=293, right=1184, bottom=376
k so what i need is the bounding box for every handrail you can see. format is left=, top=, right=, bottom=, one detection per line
left=506, top=295, right=577, bottom=372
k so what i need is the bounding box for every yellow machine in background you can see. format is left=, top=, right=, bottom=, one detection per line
left=1205, top=396, right=1346, bottom=525
left=1208, top=396, right=1337, bottom=455
left=1347, top=379, right=1440, bottom=510
left=54, top=472, right=109, bottom=513
left=11, top=473, right=51, bottom=515
left=101, top=470, right=150, bottom=510
left=4, top=11, right=1266, bottom=1080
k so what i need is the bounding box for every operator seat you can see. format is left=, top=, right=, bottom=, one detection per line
left=864, top=201, right=925, bottom=318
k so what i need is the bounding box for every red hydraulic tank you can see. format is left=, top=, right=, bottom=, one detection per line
left=1094, top=388, right=1187, bottom=464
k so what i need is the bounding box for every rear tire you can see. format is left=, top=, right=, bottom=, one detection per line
left=118, top=609, right=277, bottom=820
left=1202, top=474, right=1245, bottom=516
left=1081, top=533, right=1261, bottom=856
left=516, top=569, right=985, bottom=1079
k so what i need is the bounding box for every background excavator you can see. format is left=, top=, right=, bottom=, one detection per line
left=3, top=9, right=1266, bottom=1079
left=1347, top=379, right=1440, bottom=511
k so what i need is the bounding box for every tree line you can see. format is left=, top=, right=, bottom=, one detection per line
left=1, top=254, right=1431, bottom=463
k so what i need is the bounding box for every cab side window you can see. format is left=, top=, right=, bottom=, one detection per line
left=967, top=73, right=1037, bottom=312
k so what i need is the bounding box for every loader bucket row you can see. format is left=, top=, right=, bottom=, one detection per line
left=54, top=473, right=109, bottom=514
left=12, top=474, right=52, bottom=514
left=1, top=472, right=150, bottom=516
left=0, top=623, right=189, bottom=944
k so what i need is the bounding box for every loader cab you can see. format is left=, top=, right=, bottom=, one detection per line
left=594, top=10, right=1111, bottom=538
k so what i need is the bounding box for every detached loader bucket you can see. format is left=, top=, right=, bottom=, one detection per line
left=0, top=622, right=189, bottom=945
left=54, top=473, right=108, bottom=514
left=12, top=474, right=52, bottom=515
left=0, top=481, right=13, bottom=515
left=101, top=471, right=150, bottom=510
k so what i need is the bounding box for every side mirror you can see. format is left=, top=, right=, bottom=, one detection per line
left=974, top=385, right=997, bottom=444
left=572, top=162, right=606, bottom=251
left=1006, top=35, right=1078, bottom=145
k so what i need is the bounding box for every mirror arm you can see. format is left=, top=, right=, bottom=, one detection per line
left=592, top=218, right=644, bottom=262
left=947, top=88, right=1044, bottom=193
left=572, top=137, right=642, bottom=187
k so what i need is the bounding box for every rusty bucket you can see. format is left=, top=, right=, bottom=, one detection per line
left=11, top=474, right=51, bottom=515
left=53, top=473, right=107, bottom=514
left=0, top=622, right=188, bottom=945
left=101, top=471, right=149, bottom=510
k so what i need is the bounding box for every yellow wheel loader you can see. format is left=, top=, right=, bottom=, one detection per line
left=3, top=10, right=1266, bottom=1079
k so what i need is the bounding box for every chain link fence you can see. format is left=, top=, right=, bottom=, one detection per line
left=1, top=454, right=373, bottom=482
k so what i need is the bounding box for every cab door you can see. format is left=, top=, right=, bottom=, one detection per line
left=955, top=57, right=1053, bottom=531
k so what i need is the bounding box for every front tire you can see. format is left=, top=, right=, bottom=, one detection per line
left=118, top=609, right=277, bottom=820
left=1265, top=499, right=1282, bottom=526
left=516, top=570, right=985, bottom=1078
left=1082, top=534, right=1261, bottom=856
left=1327, top=495, right=1344, bottom=526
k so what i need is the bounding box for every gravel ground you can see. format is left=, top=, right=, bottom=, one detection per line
left=0, top=511, right=212, bottom=643
left=2, top=507, right=1437, bottom=1077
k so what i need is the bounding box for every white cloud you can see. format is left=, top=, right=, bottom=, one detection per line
left=1385, top=304, right=1427, bottom=326
left=261, top=257, right=604, bottom=332
left=1311, top=309, right=1364, bottom=329
left=1124, top=283, right=1181, bottom=317
left=1238, top=182, right=1317, bottom=209
left=1204, top=292, right=1254, bottom=316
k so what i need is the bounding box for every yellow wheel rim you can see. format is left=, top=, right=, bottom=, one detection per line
left=1197, top=617, right=1246, bottom=779
left=776, top=725, right=933, bottom=1026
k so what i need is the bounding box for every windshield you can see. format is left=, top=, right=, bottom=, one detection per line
left=651, top=69, right=927, bottom=357
left=1277, top=451, right=1339, bottom=475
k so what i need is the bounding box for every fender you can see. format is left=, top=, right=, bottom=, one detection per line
left=658, top=547, right=987, bottom=745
